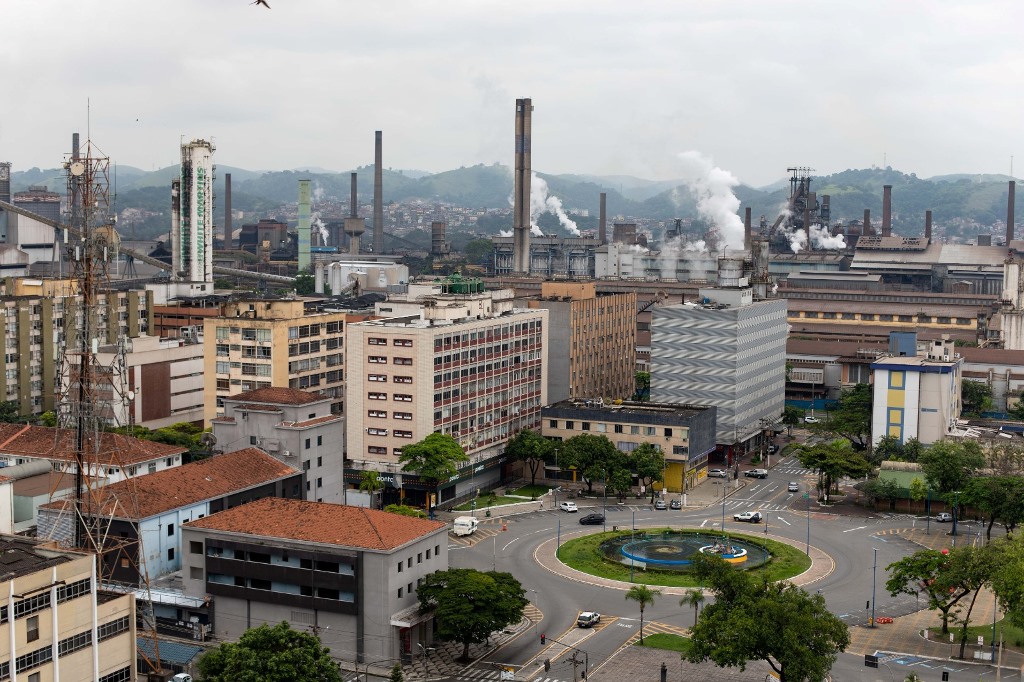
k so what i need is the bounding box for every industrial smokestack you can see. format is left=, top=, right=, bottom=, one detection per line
left=1008, top=180, right=1016, bottom=244
left=599, top=192, right=607, bottom=244
left=344, top=172, right=365, bottom=255
left=350, top=172, right=357, bottom=219
left=882, top=185, right=892, bottom=237
left=744, top=207, right=752, bottom=251
left=297, top=179, right=311, bottom=270
left=512, top=98, right=533, bottom=273
left=224, top=173, right=232, bottom=248
left=431, top=221, right=448, bottom=256
left=802, top=204, right=811, bottom=251
left=925, top=210, right=932, bottom=241
left=170, top=180, right=181, bottom=279
left=374, top=131, right=384, bottom=254
left=863, top=209, right=871, bottom=236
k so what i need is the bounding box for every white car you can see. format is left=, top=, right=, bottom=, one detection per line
left=707, top=468, right=729, bottom=478
left=804, top=416, right=820, bottom=424
left=733, top=511, right=763, bottom=523
left=559, top=501, right=579, bottom=513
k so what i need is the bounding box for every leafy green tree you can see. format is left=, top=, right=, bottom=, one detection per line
left=625, top=585, right=660, bottom=644
left=634, top=371, right=650, bottom=402
left=463, top=239, right=494, bottom=266
left=781, top=405, right=803, bottom=437
left=504, top=429, right=553, bottom=487
left=0, top=401, right=26, bottom=424
left=962, top=475, right=1024, bottom=539
left=389, top=663, right=404, bottom=682
left=558, top=434, right=620, bottom=495
left=886, top=548, right=981, bottom=634
left=908, top=477, right=928, bottom=514
left=359, top=470, right=384, bottom=509
left=989, top=534, right=1024, bottom=628
left=294, top=270, right=316, bottom=296
left=631, top=443, right=665, bottom=502
left=417, top=568, right=527, bottom=661
left=399, top=433, right=468, bottom=515
left=38, top=411, right=57, bottom=428
left=860, top=477, right=902, bottom=510
left=384, top=504, right=428, bottom=519
left=681, top=589, right=705, bottom=625
left=606, top=466, right=634, bottom=502
left=686, top=555, right=849, bottom=682
left=919, top=440, right=985, bottom=529
left=871, top=435, right=923, bottom=465
left=795, top=439, right=870, bottom=502
left=1009, top=398, right=1024, bottom=421
left=960, top=380, right=993, bottom=417
left=198, top=621, right=340, bottom=682
left=818, top=384, right=872, bottom=450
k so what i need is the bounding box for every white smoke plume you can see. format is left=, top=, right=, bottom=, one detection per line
left=773, top=207, right=805, bottom=253
left=809, top=223, right=846, bottom=250
left=499, top=229, right=513, bottom=237
left=530, top=174, right=580, bottom=236
left=312, top=215, right=329, bottom=246
left=676, top=151, right=745, bottom=251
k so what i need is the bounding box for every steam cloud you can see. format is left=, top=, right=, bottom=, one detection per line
left=676, top=151, right=745, bottom=251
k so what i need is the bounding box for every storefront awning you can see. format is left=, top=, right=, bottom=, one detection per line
left=390, top=604, right=432, bottom=628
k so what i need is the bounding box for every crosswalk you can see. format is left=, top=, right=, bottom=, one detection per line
left=774, top=466, right=815, bottom=476
left=461, top=670, right=572, bottom=682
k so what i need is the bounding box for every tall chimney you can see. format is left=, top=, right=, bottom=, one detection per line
left=599, top=192, right=607, bottom=244
left=374, top=131, right=384, bottom=254
left=170, top=181, right=181, bottom=279
left=224, top=172, right=232, bottom=248
left=863, top=209, right=871, bottom=235
left=882, top=185, right=892, bottom=237
left=512, top=98, right=533, bottom=274
left=297, top=179, right=311, bottom=270
left=744, top=207, right=752, bottom=251
left=344, top=172, right=365, bottom=255
left=925, top=210, right=932, bottom=241
left=802, top=204, right=811, bottom=250
left=1008, top=180, right=1016, bottom=244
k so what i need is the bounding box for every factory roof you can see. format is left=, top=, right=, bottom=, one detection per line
left=785, top=299, right=981, bottom=318
left=787, top=322, right=978, bottom=344
left=0, top=536, right=75, bottom=580
left=38, top=448, right=298, bottom=521
left=851, top=242, right=1007, bottom=268
left=185, top=498, right=448, bottom=552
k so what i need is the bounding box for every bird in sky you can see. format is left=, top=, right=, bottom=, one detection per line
left=252, top=0, right=270, bottom=7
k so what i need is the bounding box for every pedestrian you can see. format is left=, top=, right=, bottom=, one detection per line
left=539, top=500, right=544, bottom=511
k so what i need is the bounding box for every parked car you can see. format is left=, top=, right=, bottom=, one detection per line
left=579, top=513, right=605, bottom=525
left=559, top=501, right=579, bottom=513
left=788, top=481, right=799, bottom=492
left=707, top=468, right=728, bottom=478
left=577, top=611, right=601, bottom=628
left=767, top=444, right=779, bottom=454
left=744, top=469, right=768, bottom=479
left=804, top=416, right=820, bottom=424
left=934, top=512, right=953, bottom=522
left=669, top=498, right=682, bottom=510
left=734, top=511, right=763, bottom=523
left=654, top=499, right=667, bottom=510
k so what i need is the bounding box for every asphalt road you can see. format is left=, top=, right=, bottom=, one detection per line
left=447, top=455, right=939, bottom=680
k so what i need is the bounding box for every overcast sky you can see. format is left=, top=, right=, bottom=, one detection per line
left=2, top=1, right=1022, bottom=187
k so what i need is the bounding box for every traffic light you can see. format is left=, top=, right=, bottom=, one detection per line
left=544, top=659, right=550, bottom=672
left=540, top=634, right=546, bottom=645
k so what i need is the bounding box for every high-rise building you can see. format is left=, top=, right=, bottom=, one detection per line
left=345, top=279, right=547, bottom=508
left=651, top=284, right=787, bottom=457
left=174, top=139, right=215, bottom=283
left=528, top=281, right=636, bottom=403
left=202, top=298, right=350, bottom=422
left=0, top=535, right=137, bottom=682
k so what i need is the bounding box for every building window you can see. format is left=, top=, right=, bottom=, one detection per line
left=317, top=477, right=323, bottom=488
left=98, top=668, right=132, bottom=682
left=394, top=430, right=413, bottom=438
left=167, top=523, right=174, bottom=536
left=417, top=552, right=422, bottom=563
left=397, top=561, right=403, bottom=573
left=369, top=409, right=387, bottom=418
left=305, top=438, right=311, bottom=449
left=368, top=428, right=388, bottom=436
left=394, top=411, right=413, bottom=420
left=398, top=587, right=403, bottom=598
left=190, top=541, right=203, bottom=554
left=394, top=394, right=413, bottom=402
left=368, top=374, right=388, bottom=382
left=317, top=456, right=322, bottom=467
left=317, top=436, right=323, bottom=446
left=565, top=421, right=574, bottom=430
left=26, top=615, right=39, bottom=642
left=394, top=376, right=413, bottom=384
left=394, top=357, right=413, bottom=365
left=426, top=549, right=432, bottom=559
left=394, top=339, right=413, bottom=347
left=369, top=338, right=388, bottom=345
left=581, top=422, right=590, bottom=431
left=97, top=616, right=130, bottom=642
left=190, top=567, right=203, bottom=581
left=368, top=392, right=388, bottom=400
left=549, top=420, right=557, bottom=428
left=664, top=428, right=673, bottom=437
left=168, top=548, right=175, bottom=561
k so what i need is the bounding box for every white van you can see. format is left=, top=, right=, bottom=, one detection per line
left=452, top=516, right=479, bottom=537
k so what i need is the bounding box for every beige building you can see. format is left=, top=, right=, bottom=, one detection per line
left=346, top=283, right=547, bottom=508
left=203, top=298, right=349, bottom=423
left=527, top=281, right=636, bottom=403
left=0, top=278, right=152, bottom=416
left=0, top=535, right=137, bottom=682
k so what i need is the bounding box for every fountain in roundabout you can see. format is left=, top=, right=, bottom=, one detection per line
left=601, top=530, right=770, bottom=571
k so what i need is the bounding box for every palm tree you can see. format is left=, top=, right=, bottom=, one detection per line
left=624, top=585, right=661, bottom=643
left=359, top=470, right=384, bottom=509
left=680, top=589, right=704, bottom=626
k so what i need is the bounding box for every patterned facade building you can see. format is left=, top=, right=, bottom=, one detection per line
left=651, top=291, right=787, bottom=452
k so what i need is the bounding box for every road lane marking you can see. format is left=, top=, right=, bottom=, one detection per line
left=843, top=526, right=867, bottom=533
left=776, top=516, right=791, bottom=526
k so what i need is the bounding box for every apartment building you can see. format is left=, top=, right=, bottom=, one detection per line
left=527, top=281, right=636, bottom=403
left=0, top=278, right=152, bottom=416
left=346, top=282, right=547, bottom=508
left=0, top=535, right=136, bottom=682
left=202, top=298, right=348, bottom=422
left=541, top=400, right=717, bottom=491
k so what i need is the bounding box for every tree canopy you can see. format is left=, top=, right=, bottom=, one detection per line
left=794, top=439, right=870, bottom=503
left=918, top=440, right=985, bottom=499
left=960, top=379, right=993, bottom=417
left=417, top=568, right=528, bottom=661
left=961, top=475, right=1024, bottom=539
left=504, top=429, right=553, bottom=487
left=399, top=433, right=468, bottom=485
left=631, top=443, right=665, bottom=502
left=781, top=405, right=803, bottom=436
left=886, top=547, right=981, bottom=634
left=557, top=434, right=621, bottom=495
left=686, top=555, right=849, bottom=682
left=624, top=584, right=660, bottom=643
left=198, top=621, right=341, bottom=682
left=817, top=384, right=872, bottom=450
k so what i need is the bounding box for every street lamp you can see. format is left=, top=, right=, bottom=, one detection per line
left=952, top=490, right=961, bottom=543
left=870, top=547, right=878, bottom=627
left=805, top=491, right=811, bottom=556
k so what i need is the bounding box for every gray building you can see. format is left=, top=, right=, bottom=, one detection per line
left=181, top=497, right=449, bottom=665
left=211, top=387, right=345, bottom=504
left=651, top=289, right=787, bottom=453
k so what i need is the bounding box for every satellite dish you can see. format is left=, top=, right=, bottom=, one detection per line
left=200, top=432, right=217, bottom=446
left=69, top=161, right=86, bottom=177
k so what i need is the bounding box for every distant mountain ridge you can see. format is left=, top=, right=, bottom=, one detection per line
left=8, top=163, right=1018, bottom=241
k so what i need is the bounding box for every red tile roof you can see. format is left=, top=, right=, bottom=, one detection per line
left=39, top=448, right=298, bottom=520
left=226, top=387, right=327, bottom=406
left=0, top=424, right=186, bottom=465
left=185, top=498, right=447, bottom=551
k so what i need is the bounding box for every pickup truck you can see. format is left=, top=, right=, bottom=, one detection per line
left=743, top=469, right=768, bottom=479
